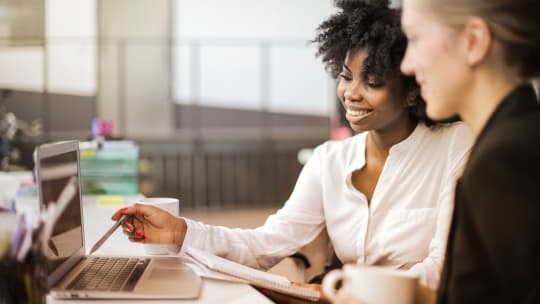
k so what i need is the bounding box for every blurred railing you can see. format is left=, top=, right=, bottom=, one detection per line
left=138, top=139, right=321, bottom=210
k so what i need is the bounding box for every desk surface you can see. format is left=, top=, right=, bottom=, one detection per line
left=45, top=195, right=273, bottom=304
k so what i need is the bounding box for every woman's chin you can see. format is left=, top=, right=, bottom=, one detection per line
left=426, top=105, right=455, bottom=121
left=349, top=122, right=370, bottom=133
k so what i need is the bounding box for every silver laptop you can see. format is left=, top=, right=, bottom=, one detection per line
left=36, top=140, right=202, bottom=299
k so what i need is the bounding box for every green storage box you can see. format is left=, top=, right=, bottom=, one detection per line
left=79, top=141, right=139, bottom=195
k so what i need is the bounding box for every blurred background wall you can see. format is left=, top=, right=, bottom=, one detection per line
left=1, top=0, right=339, bottom=140
left=0, top=0, right=340, bottom=209
left=11, top=0, right=529, bottom=210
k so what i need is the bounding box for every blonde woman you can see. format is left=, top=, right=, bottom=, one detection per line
left=399, top=0, right=540, bottom=303
left=340, top=0, right=540, bottom=302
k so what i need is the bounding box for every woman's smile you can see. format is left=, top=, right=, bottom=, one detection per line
left=345, top=107, right=373, bottom=123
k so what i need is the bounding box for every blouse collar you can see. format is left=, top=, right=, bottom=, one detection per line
left=346, top=123, right=427, bottom=179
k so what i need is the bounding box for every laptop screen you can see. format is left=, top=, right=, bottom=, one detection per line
left=36, top=141, right=84, bottom=278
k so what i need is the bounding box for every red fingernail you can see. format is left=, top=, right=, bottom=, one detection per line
left=141, top=235, right=146, bottom=240
left=120, top=207, right=128, bottom=212
left=126, top=223, right=133, bottom=231
left=135, top=230, right=142, bottom=237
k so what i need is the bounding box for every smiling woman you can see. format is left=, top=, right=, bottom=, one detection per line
left=312, top=0, right=470, bottom=205
left=313, top=0, right=437, bottom=132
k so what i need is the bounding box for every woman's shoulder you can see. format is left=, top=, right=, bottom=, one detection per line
left=313, top=132, right=367, bottom=162
left=473, top=113, right=540, bottom=161
left=423, top=121, right=473, bottom=148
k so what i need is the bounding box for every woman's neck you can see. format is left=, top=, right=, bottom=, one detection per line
left=368, top=117, right=417, bottom=156
left=459, top=71, right=522, bottom=137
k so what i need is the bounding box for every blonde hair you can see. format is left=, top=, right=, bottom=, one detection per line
left=427, top=0, right=540, bottom=79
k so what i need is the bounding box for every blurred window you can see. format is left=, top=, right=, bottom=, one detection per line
left=0, top=0, right=44, bottom=46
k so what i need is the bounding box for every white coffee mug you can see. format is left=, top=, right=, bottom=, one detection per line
left=136, top=197, right=180, bottom=255
left=322, top=264, right=419, bottom=304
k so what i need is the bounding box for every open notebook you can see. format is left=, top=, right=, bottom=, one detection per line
left=185, top=247, right=320, bottom=302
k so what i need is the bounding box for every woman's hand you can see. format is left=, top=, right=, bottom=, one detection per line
left=111, top=203, right=187, bottom=246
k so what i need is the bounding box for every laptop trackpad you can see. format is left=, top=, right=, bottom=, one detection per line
left=149, top=268, right=186, bottom=280
left=135, top=258, right=202, bottom=298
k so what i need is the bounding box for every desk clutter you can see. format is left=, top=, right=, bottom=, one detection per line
left=0, top=210, right=46, bottom=304
left=1, top=170, right=82, bottom=304
left=2, top=140, right=275, bottom=303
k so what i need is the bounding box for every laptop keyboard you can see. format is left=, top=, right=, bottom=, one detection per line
left=67, top=257, right=150, bottom=292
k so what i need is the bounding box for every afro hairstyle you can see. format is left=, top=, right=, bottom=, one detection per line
left=313, top=0, right=453, bottom=126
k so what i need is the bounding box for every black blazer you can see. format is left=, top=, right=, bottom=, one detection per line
left=438, top=84, right=540, bottom=304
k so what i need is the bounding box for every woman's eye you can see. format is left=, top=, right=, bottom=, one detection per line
left=339, top=73, right=352, bottom=81
left=367, top=82, right=385, bottom=88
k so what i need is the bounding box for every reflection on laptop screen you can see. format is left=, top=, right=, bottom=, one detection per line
left=37, top=145, right=83, bottom=275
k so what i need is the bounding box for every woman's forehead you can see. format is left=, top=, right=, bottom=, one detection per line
left=402, top=0, right=442, bottom=25
left=345, top=49, right=368, bottom=61
left=401, top=0, right=424, bottom=29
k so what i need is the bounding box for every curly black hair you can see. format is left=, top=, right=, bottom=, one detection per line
left=313, top=0, right=444, bottom=126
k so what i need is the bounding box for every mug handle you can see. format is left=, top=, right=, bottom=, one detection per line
left=321, top=269, right=344, bottom=303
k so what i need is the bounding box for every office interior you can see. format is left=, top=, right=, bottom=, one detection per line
left=0, top=0, right=349, bottom=209
left=0, top=1, right=394, bottom=284
left=0, top=0, right=346, bottom=289
left=2, top=0, right=540, bottom=295
left=2, top=0, right=538, bottom=205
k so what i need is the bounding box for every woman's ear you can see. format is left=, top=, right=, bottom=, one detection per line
left=405, top=88, right=419, bottom=107
left=462, top=17, right=492, bottom=67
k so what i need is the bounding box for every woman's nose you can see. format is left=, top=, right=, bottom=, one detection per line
left=343, top=83, right=363, bottom=102
left=401, top=47, right=414, bottom=76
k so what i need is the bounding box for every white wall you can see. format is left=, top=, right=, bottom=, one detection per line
left=199, top=45, right=262, bottom=110
left=173, top=0, right=335, bottom=116
left=270, top=46, right=333, bottom=116
left=98, top=0, right=172, bottom=136
left=0, top=0, right=97, bottom=96
left=174, top=0, right=333, bottom=40
left=0, top=0, right=338, bottom=142
left=0, top=47, right=44, bottom=91
left=46, top=0, right=97, bottom=96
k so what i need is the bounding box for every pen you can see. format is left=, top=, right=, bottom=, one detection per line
left=89, top=214, right=129, bottom=255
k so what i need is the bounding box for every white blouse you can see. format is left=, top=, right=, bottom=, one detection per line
left=180, top=122, right=473, bottom=289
